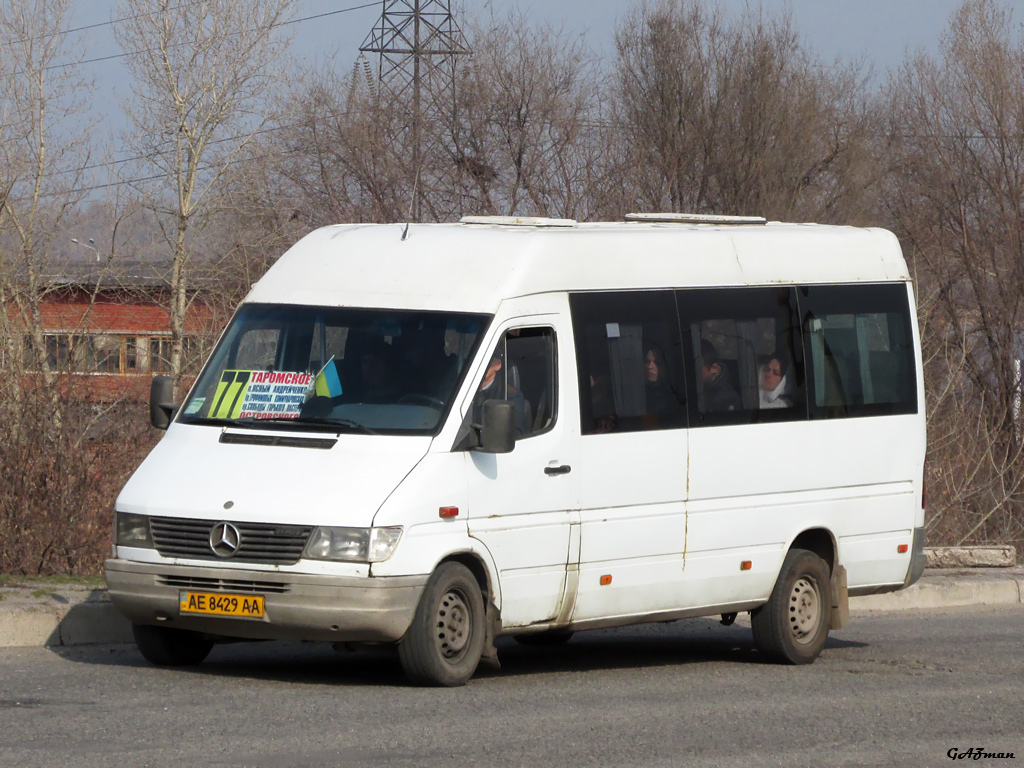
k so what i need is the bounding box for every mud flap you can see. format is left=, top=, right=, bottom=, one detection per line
left=831, top=564, right=849, bottom=630
left=479, top=600, right=501, bottom=670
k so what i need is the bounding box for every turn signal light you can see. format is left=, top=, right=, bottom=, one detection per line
left=898, top=544, right=908, bottom=553
left=600, top=575, right=612, bottom=586
left=439, top=507, right=459, bottom=519
left=740, top=561, right=752, bottom=571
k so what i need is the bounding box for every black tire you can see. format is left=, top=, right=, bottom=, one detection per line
left=751, top=548, right=832, bottom=665
left=398, top=562, right=486, bottom=687
left=513, top=630, right=574, bottom=647
left=132, top=623, right=214, bottom=667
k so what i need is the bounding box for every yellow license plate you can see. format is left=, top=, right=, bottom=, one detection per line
left=179, top=591, right=265, bottom=619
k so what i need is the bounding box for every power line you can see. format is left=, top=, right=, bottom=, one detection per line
left=41, top=1, right=380, bottom=72
left=6, top=1, right=201, bottom=47
left=51, top=121, right=300, bottom=179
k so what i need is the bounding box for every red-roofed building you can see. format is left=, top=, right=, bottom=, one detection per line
left=5, top=261, right=222, bottom=400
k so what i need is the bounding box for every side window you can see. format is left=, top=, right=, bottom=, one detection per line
left=570, top=291, right=685, bottom=434
left=798, top=284, right=917, bottom=418
left=679, top=287, right=805, bottom=426
left=472, top=327, right=556, bottom=439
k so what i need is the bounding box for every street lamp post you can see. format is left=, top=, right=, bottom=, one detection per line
left=70, top=237, right=99, bottom=262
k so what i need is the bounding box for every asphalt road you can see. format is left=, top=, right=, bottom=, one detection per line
left=1, top=606, right=1021, bottom=768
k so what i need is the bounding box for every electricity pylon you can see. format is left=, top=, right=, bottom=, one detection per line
left=360, top=1, right=468, bottom=220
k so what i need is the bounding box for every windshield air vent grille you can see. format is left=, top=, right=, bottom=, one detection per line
left=219, top=432, right=337, bottom=449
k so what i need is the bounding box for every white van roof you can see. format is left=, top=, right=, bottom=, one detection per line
left=244, top=219, right=909, bottom=313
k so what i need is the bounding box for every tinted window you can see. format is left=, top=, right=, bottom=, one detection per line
left=678, top=287, right=805, bottom=427
left=180, top=304, right=489, bottom=434
left=798, top=284, right=917, bottom=418
left=570, top=291, right=685, bottom=434
left=467, top=327, right=557, bottom=440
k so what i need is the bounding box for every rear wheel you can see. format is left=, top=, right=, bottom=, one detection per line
left=751, top=548, right=832, bottom=665
left=398, top=562, right=485, bottom=686
left=132, top=623, right=214, bottom=666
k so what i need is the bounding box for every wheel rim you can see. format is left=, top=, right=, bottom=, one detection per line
left=788, top=576, right=822, bottom=645
left=435, top=587, right=472, bottom=659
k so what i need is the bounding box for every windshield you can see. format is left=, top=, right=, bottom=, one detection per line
left=179, top=304, right=490, bottom=434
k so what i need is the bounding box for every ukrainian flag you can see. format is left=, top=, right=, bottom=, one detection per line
left=312, top=357, right=343, bottom=398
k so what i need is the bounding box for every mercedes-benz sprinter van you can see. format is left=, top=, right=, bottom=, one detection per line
left=106, top=214, right=927, bottom=686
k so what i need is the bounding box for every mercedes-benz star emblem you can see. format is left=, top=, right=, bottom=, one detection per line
left=209, top=522, right=241, bottom=558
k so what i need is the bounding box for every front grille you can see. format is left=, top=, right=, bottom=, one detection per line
left=150, top=516, right=312, bottom=565
left=158, top=574, right=291, bottom=594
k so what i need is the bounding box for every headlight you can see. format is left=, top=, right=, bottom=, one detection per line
left=303, top=526, right=403, bottom=563
left=116, top=512, right=154, bottom=548
left=368, top=527, right=403, bottom=562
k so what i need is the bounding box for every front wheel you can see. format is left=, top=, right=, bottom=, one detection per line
left=751, top=548, right=832, bottom=665
left=132, top=623, right=214, bottom=666
left=398, top=562, right=485, bottom=686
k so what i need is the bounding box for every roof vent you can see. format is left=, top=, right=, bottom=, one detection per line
left=461, top=215, right=577, bottom=228
left=625, top=212, right=766, bottom=226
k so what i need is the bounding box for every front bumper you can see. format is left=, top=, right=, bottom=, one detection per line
left=105, top=559, right=426, bottom=643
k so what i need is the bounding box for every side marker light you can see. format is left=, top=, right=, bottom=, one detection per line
left=439, top=507, right=459, bottom=519
left=898, top=544, right=908, bottom=554
left=740, top=561, right=752, bottom=571
left=600, top=575, right=612, bottom=586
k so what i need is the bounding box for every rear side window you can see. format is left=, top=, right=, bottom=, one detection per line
left=678, top=287, right=805, bottom=426
left=570, top=291, right=686, bottom=434
left=798, top=284, right=917, bottom=418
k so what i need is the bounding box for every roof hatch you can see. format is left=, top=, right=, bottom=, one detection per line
left=625, top=212, right=767, bottom=226
left=461, top=215, right=577, bottom=228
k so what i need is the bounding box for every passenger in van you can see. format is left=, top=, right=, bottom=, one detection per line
left=397, top=325, right=457, bottom=399
left=474, top=353, right=531, bottom=436
left=360, top=342, right=402, bottom=403
left=700, top=339, right=741, bottom=412
left=644, top=346, right=681, bottom=417
left=758, top=353, right=792, bottom=409
left=588, top=373, right=618, bottom=433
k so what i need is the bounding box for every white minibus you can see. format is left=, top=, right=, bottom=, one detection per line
left=105, top=214, right=927, bottom=686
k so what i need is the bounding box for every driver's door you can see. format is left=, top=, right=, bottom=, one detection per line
left=463, top=300, right=578, bottom=628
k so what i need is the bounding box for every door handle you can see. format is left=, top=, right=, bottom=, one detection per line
left=544, top=464, right=572, bottom=476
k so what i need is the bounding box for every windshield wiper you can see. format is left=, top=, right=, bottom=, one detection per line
left=254, top=415, right=378, bottom=435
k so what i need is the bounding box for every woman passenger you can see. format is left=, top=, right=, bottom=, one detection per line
left=644, top=346, right=679, bottom=415
left=758, top=353, right=791, bottom=409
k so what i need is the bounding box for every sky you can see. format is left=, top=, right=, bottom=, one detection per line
left=70, top=0, right=998, bottom=112
left=49, top=0, right=1016, bottom=201
left=67, top=0, right=1003, bottom=124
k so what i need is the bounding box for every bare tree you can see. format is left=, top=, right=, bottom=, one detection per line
left=886, top=0, right=1024, bottom=546
left=0, top=0, right=93, bottom=388
left=611, top=0, right=878, bottom=222
left=263, top=12, right=609, bottom=226
left=0, top=0, right=150, bottom=576
left=115, top=0, right=295, bottom=390
left=450, top=13, right=607, bottom=220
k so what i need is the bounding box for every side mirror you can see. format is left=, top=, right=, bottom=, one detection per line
left=150, top=375, right=177, bottom=430
left=477, top=400, right=515, bottom=454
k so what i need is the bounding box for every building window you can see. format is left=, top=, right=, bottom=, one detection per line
left=150, top=337, right=172, bottom=373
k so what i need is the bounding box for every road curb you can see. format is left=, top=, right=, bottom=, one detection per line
left=851, top=574, right=1023, bottom=612
left=1, top=569, right=1022, bottom=649
left=0, top=590, right=133, bottom=649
